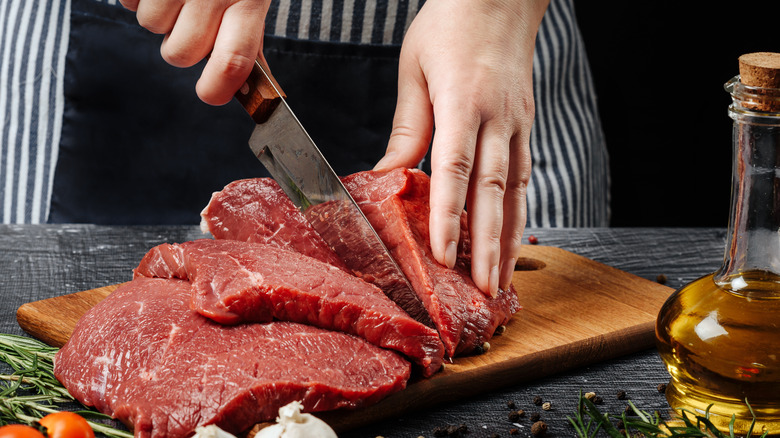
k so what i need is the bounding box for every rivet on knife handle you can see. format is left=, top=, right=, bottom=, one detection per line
left=235, top=59, right=286, bottom=124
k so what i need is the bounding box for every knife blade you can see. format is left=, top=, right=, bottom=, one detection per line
left=234, top=58, right=432, bottom=327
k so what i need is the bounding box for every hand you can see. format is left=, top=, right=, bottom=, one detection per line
left=374, top=0, right=549, bottom=297
left=119, top=0, right=271, bottom=105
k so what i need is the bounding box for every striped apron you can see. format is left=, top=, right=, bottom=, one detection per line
left=0, top=0, right=609, bottom=227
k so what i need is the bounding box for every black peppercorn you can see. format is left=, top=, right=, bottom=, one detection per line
left=530, top=412, right=541, bottom=422
left=616, top=390, right=627, bottom=400
left=531, top=421, right=548, bottom=436
left=533, top=396, right=543, bottom=406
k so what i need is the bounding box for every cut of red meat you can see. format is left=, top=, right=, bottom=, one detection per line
left=201, top=179, right=431, bottom=325
left=54, top=277, right=410, bottom=438
left=133, top=239, right=444, bottom=377
left=342, top=168, right=521, bottom=356
left=200, top=178, right=349, bottom=271
left=201, top=168, right=521, bottom=357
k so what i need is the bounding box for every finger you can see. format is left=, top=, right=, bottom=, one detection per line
left=428, top=97, right=479, bottom=272
left=195, top=1, right=268, bottom=105
left=135, top=0, right=182, bottom=35
left=119, top=0, right=140, bottom=12
left=498, top=132, right=531, bottom=292
left=466, top=120, right=511, bottom=298
left=374, top=54, right=434, bottom=171
left=160, top=0, right=223, bottom=68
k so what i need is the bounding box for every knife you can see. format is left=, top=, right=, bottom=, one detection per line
left=234, top=58, right=432, bottom=327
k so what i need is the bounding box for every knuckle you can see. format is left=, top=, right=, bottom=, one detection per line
left=161, top=45, right=199, bottom=68
left=137, top=16, right=169, bottom=35
left=209, top=51, right=256, bottom=82
left=389, top=123, right=430, bottom=148
left=439, top=153, right=474, bottom=185
left=443, top=204, right=466, bottom=224
left=506, top=177, right=528, bottom=197
left=476, top=173, right=508, bottom=196
left=505, top=231, right=525, bottom=257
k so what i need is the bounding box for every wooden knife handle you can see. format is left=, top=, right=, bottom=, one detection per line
left=235, top=58, right=286, bottom=124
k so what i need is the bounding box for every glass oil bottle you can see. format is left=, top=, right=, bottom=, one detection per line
left=656, top=52, right=780, bottom=434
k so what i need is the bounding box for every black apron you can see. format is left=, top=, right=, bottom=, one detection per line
left=49, top=0, right=404, bottom=224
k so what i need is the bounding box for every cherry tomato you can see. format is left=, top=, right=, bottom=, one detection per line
left=0, top=424, right=46, bottom=438
left=38, top=412, right=95, bottom=438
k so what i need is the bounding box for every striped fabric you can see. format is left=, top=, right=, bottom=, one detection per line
left=529, top=0, right=610, bottom=227
left=0, top=0, right=608, bottom=226
left=266, top=0, right=423, bottom=45
left=0, top=0, right=70, bottom=224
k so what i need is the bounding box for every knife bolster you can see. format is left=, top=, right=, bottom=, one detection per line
left=236, top=59, right=286, bottom=124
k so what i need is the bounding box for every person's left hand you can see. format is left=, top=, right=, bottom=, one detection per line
left=374, top=0, right=549, bottom=298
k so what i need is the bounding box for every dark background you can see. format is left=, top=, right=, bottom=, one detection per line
left=575, top=1, right=780, bottom=227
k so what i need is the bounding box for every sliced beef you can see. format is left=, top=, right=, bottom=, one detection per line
left=201, top=179, right=430, bottom=324
left=133, top=239, right=444, bottom=377
left=303, top=200, right=433, bottom=326
left=54, top=277, right=410, bottom=438
left=200, top=178, right=349, bottom=271
left=201, top=169, right=521, bottom=357
left=343, top=168, right=521, bottom=356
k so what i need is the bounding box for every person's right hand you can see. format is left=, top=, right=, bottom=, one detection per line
left=119, top=0, right=271, bottom=105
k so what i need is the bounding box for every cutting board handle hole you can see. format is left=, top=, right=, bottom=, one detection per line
left=514, top=257, right=546, bottom=271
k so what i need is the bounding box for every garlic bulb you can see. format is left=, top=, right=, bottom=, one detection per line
left=192, top=425, right=237, bottom=438
left=255, top=401, right=338, bottom=438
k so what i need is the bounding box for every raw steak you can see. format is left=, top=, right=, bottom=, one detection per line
left=343, top=168, right=521, bottom=356
left=201, top=169, right=521, bottom=357
left=200, top=178, right=349, bottom=271
left=201, top=179, right=430, bottom=325
left=54, top=277, right=410, bottom=438
left=133, top=239, right=444, bottom=377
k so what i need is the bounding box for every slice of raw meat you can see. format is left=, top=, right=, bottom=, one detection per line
left=200, top=179, right=430, bottom=325
left=200, top=178, right=349, bottom=272
left=133, top=239, right=444, bottom=377
left=343, top=168, right=521, bottom=357
left=54, top=277, right=410, bottom=438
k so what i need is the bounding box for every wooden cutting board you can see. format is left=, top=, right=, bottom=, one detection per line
left=16, top=245, right=673, bottom=434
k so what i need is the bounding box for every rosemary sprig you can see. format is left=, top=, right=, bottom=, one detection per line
left=0, top=333, right=132, bottom=438
left=568, top=390, right=769, bottom=438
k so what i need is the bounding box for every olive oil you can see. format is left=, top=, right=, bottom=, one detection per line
left=656, top=271, right=780, bottom=433
left=656, top=53, right=780, bottom=435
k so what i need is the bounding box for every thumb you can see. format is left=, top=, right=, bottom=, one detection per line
left=374, top=63, right=434, bottom=171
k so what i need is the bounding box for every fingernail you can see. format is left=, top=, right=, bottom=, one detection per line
left=444, top=241, right=458, bottom=269
left=488, top=265, right=499, bottom=298
left=499, top=257, right=516, bottom=291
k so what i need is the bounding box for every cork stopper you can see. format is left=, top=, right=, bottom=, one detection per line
left=738, top=52, right=780, bottom=111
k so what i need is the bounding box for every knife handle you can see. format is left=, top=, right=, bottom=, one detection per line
left=235, top=58, right=286, bottom=124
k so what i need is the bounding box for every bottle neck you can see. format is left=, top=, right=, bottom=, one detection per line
left=715, top=83, right=780, bottom=293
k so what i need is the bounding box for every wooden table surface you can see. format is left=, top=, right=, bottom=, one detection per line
left=0, top=225, right=727, bottom=438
